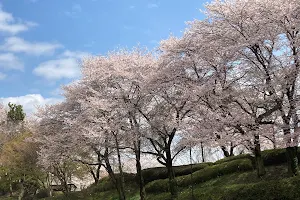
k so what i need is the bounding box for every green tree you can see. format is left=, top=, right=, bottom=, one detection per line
left=7, top=103, right=25, bottom=122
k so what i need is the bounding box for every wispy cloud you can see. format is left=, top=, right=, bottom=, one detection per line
left=147, top=3, right=158, bottom=9
left=61, top=50, right=90, bottom=59
left=65, top=3, right=82, bottom=18
left=0, top=37, right=63, bottom=56
left=33, top=50, right=90, bottom=80
left=0, top=4, right=37, bottom=34
left=0, top=72, right=6, bottom=80
left=129, top=5, right=135, bottom=9
left=50, top=87, right=63, bottom=96
left=0, top=53, right=23, bottom=70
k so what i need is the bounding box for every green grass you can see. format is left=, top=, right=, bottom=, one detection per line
left=5, top=148, right=300, bottom=200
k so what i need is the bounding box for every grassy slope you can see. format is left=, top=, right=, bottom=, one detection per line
left=42, top=149, right=300, bottom=200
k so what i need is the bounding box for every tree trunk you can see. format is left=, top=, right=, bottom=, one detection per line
left=200, top=142, right=205, bottom=163
left=134, top=142, right=146, bottom=200
left=283, top=128, right=299, bottom=176
left=166, top=147, right=177, bottom=199
left=18, top=179, right=25, bottom=200
left=254, top=134, right=265, bottom=177
left=190, top=146, right=195, bottom=200
left=9, top=174, right=13, bottom=197
left=62, top=179, right=70, bottom=194
left=221, top=146, right=230, bottom=157
left=229, top=142, right=234, bottom=156
left=130, top=114, right=146, bottom=200
left=115, top=134, right=126, bottom=200
left=90, top=152, right=102, bottom=184
left=104, top=150, right=125, bottom=200
left=89, top=166, right=100, bottom=185
left=286, top=146, right=299, bottom=176
left=47, top=172, right=53, bottom=197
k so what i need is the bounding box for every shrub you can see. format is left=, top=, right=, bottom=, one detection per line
left=178, top=158, right=253, bottom=187
left=215, top=154, right=254, bottom=165
left=261, top=148, right=287, bottom=166
left=142, top=163, right=211, bottom=184
left=219, top=176, right=300, bottom=200
left=35, top=188, right=50, bottom=199
left=174, top=163, right=213, bottom=177
left=177, top=171, right=300, bottom=200
left=145, top=159, right=253, bottom=193
left=93, top=173, right=137, bottom=193
left=145, top=179, right=169, bottom=193
left=215, top=148, right=299, bottom=168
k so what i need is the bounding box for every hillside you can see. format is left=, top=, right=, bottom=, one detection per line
left=42, top=148, right=300, bottom=200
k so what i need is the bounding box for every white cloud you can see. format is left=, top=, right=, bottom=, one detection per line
left=0, top=5, right=37, bottom=34
left=0, top=37, right=62, bottom=56
left=50, top=87, right=63, bottom=96
left=0, top=94, right=62, bottom=113
left=0, top=72, right=6, bottom=80
left=33, top=58, right=80, bottom=80
left=61, top=50, right=89, bottom=59
left=0, top=53, right=24, bottom=70
left=65, top=4, right=82, bottom=18
left=147, top=3, right=158, bottom=8
left=33, top=50, right=90, bottom=80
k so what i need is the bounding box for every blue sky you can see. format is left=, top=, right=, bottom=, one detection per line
left=0, top=0, right=206, bottom=113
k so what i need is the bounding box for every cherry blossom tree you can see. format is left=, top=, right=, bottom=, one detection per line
left=201, top=0, right=300, bottom=176
left=158, top=0, right=300, bottom=177
left=0, top=104, right=6, bottom=135
left=133, top=56, right=200, bottom=198
left=61, top=47, right=158, bottom=200
left=35, top=103, right=79, bottom=194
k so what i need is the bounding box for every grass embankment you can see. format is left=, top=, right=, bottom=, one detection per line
left=44, top=148, right=300, bottom=200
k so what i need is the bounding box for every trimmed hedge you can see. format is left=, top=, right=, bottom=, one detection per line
left=261, top=148, right=287, bottom=166
left=142, top=163, right=211, bottom=184
left=92, top=173, right=137, bottom=193
left=216, top=148, right=300, bottom=168
left=215, top=153, right=254, bottom=165
left=178, top=175, right=300, bottom=200
left=93, top=163, right=210, bottom=193
left=145, top=158, right=253, bottom=193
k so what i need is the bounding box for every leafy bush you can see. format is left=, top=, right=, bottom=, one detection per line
left=178, top=159, right=253, bottom=186
left=142, top=163, right=211, bottom=184
left=35, top=188, right=50, bottom=199
left=92, top=173, right=137, bottom=193
left=144, top=179, right=169, bottom=193
left=178, top=176, right=300, bottom=200
left=261, top=148, right=287, bottom=166
left=174, top=163, right=213, bottom=177
left=145, top=159, right=253, bottom=193
left=215, top=148, right=300, bottom=168
left=224, top=176, right=300, bottom=200
left=215, top=154, right=254, bottom=165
